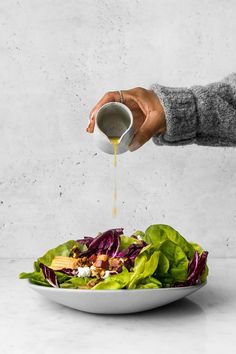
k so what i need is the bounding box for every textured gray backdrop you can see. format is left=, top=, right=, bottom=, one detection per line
left=0, top=0, right=235, bottom=258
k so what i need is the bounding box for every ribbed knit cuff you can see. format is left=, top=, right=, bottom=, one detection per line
left=151, top=84, right=198, bottom=145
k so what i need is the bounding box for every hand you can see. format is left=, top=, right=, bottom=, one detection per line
left=86, top=87, right=166, bottom=151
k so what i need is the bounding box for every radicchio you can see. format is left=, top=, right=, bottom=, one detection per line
left=78, top=228, right=123, bottom=257
left=187, top=251, right=208, bottom=285
left=77, top=236, right=94, bottom=247
left=116, top=241, right=147, bottom=268
left=175, top=251, right=208, bottom=287
left=39, top=263, right=59, bottom=288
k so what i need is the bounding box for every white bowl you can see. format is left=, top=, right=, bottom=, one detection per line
left=29, top=282, right=206, bottom=314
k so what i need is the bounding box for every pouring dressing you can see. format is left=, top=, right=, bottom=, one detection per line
left=94, top=102, right=134, bottom=217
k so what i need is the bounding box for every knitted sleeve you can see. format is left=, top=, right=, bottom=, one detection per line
left=151, top=73, right=236, bottom=146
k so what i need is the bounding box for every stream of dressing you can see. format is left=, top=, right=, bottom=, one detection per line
left=109, top=137, right=119, bottom=217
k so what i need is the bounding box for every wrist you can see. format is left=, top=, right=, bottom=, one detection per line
left=155, top=96, right=167, bottom=135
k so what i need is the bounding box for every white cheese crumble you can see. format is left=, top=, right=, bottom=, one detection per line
left=102, top=270, right=110, bottom=279
left=77, top=266, right=91, bottom=278
left=136, top=235, right=142, bottom=240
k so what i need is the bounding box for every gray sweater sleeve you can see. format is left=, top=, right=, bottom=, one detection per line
left=151, top=73, right=236, bottom=146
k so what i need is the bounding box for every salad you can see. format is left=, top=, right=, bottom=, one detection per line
left=19, top=224, right=208, bottom=290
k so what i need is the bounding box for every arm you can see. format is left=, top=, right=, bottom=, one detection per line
left=151, top=73, right=236, bottom=146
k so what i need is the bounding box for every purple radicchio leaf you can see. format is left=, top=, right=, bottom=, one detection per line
left=174, top=250, right=208, bottom=287
left=188, top=251, right=199, bottom=278
left=117, top=241, right=147, bottom=262
left=116, top=266, right=123, bottom=273
left=76, top=236, right=94, bottom=247
left=78, top=228, right=123, bottom=257
left=39, top=263, right=59, bottom=288
left=123, top=258, right=135, bottom=271
left=187, top=251, right=208, bottom=285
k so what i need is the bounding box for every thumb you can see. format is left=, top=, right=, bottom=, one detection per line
left=129, top=110, right=161, bottom=152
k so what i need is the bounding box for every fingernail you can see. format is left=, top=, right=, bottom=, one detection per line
left=86, top=127, right=92, bottom=133
left=129, top=142, right=141, bottom=152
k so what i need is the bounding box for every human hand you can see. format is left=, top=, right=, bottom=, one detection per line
left=86, top=87, right=166, bottom=151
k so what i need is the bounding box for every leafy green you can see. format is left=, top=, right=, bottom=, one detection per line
left=155, top=251, right=169, bottom=276
left=19, top=225, right=209, bottom=290
left=159, top=240, right=189, bottom=283
left=92, top=267, right=131, bottom=290
left=37, top=240, right=78, bottom=266
left=200, top=265, right=208, bottom=283
left=94, top=245, right=162, bottom=290
left=119, top=235, right=138, bottom=251
left=144, top=224, right=195, bottom=258
left=190, top=242, right=209, bottom=282
left=33, top=261, right=40, bottom=272
left=19, top=240, right=82, bottom=288
left=19, top=271, right=50, bottom=287
left=19, top=271, right=38, bottom=279
left=132, top=230, right=145, bottom=238
left=19, top=269, right=73, bottom=287
left=60, top=277, right=91, bottom=289
left=143, top=225, right=204, bottom=286
left=190, top=242, right=204, bottom=254
left=128, top=245, right=160, bottom=289
left=136, top=276, right=162, bottom=289
left=55, top=272, right=73, bottom=283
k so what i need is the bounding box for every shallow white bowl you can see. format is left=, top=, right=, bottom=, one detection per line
left=29, top=282, right=206, bottom=314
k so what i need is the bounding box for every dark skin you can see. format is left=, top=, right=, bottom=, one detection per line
left=86, top=87, right=167, bottom=151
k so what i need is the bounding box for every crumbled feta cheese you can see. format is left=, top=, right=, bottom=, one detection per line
left=77, top=266, right=91, bottom=278
left=102, top=270, right=110, bottom=279
left=90, top=265, right=96, bottom=271
left=136, top=235, right=142, bottom=240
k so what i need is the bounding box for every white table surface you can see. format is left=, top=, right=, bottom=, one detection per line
left=0, top=258, right=235, bottom=354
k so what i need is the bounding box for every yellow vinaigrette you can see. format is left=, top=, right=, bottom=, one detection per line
left=110, top=137, right=119, bottom=167
left=109, top=137, right=119, bottom=217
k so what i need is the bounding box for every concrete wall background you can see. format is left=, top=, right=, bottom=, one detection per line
left=0, top=0, right=236, bottom=258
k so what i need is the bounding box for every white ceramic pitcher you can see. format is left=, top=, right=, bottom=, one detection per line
left=94, top=102, right=134, bottom=154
